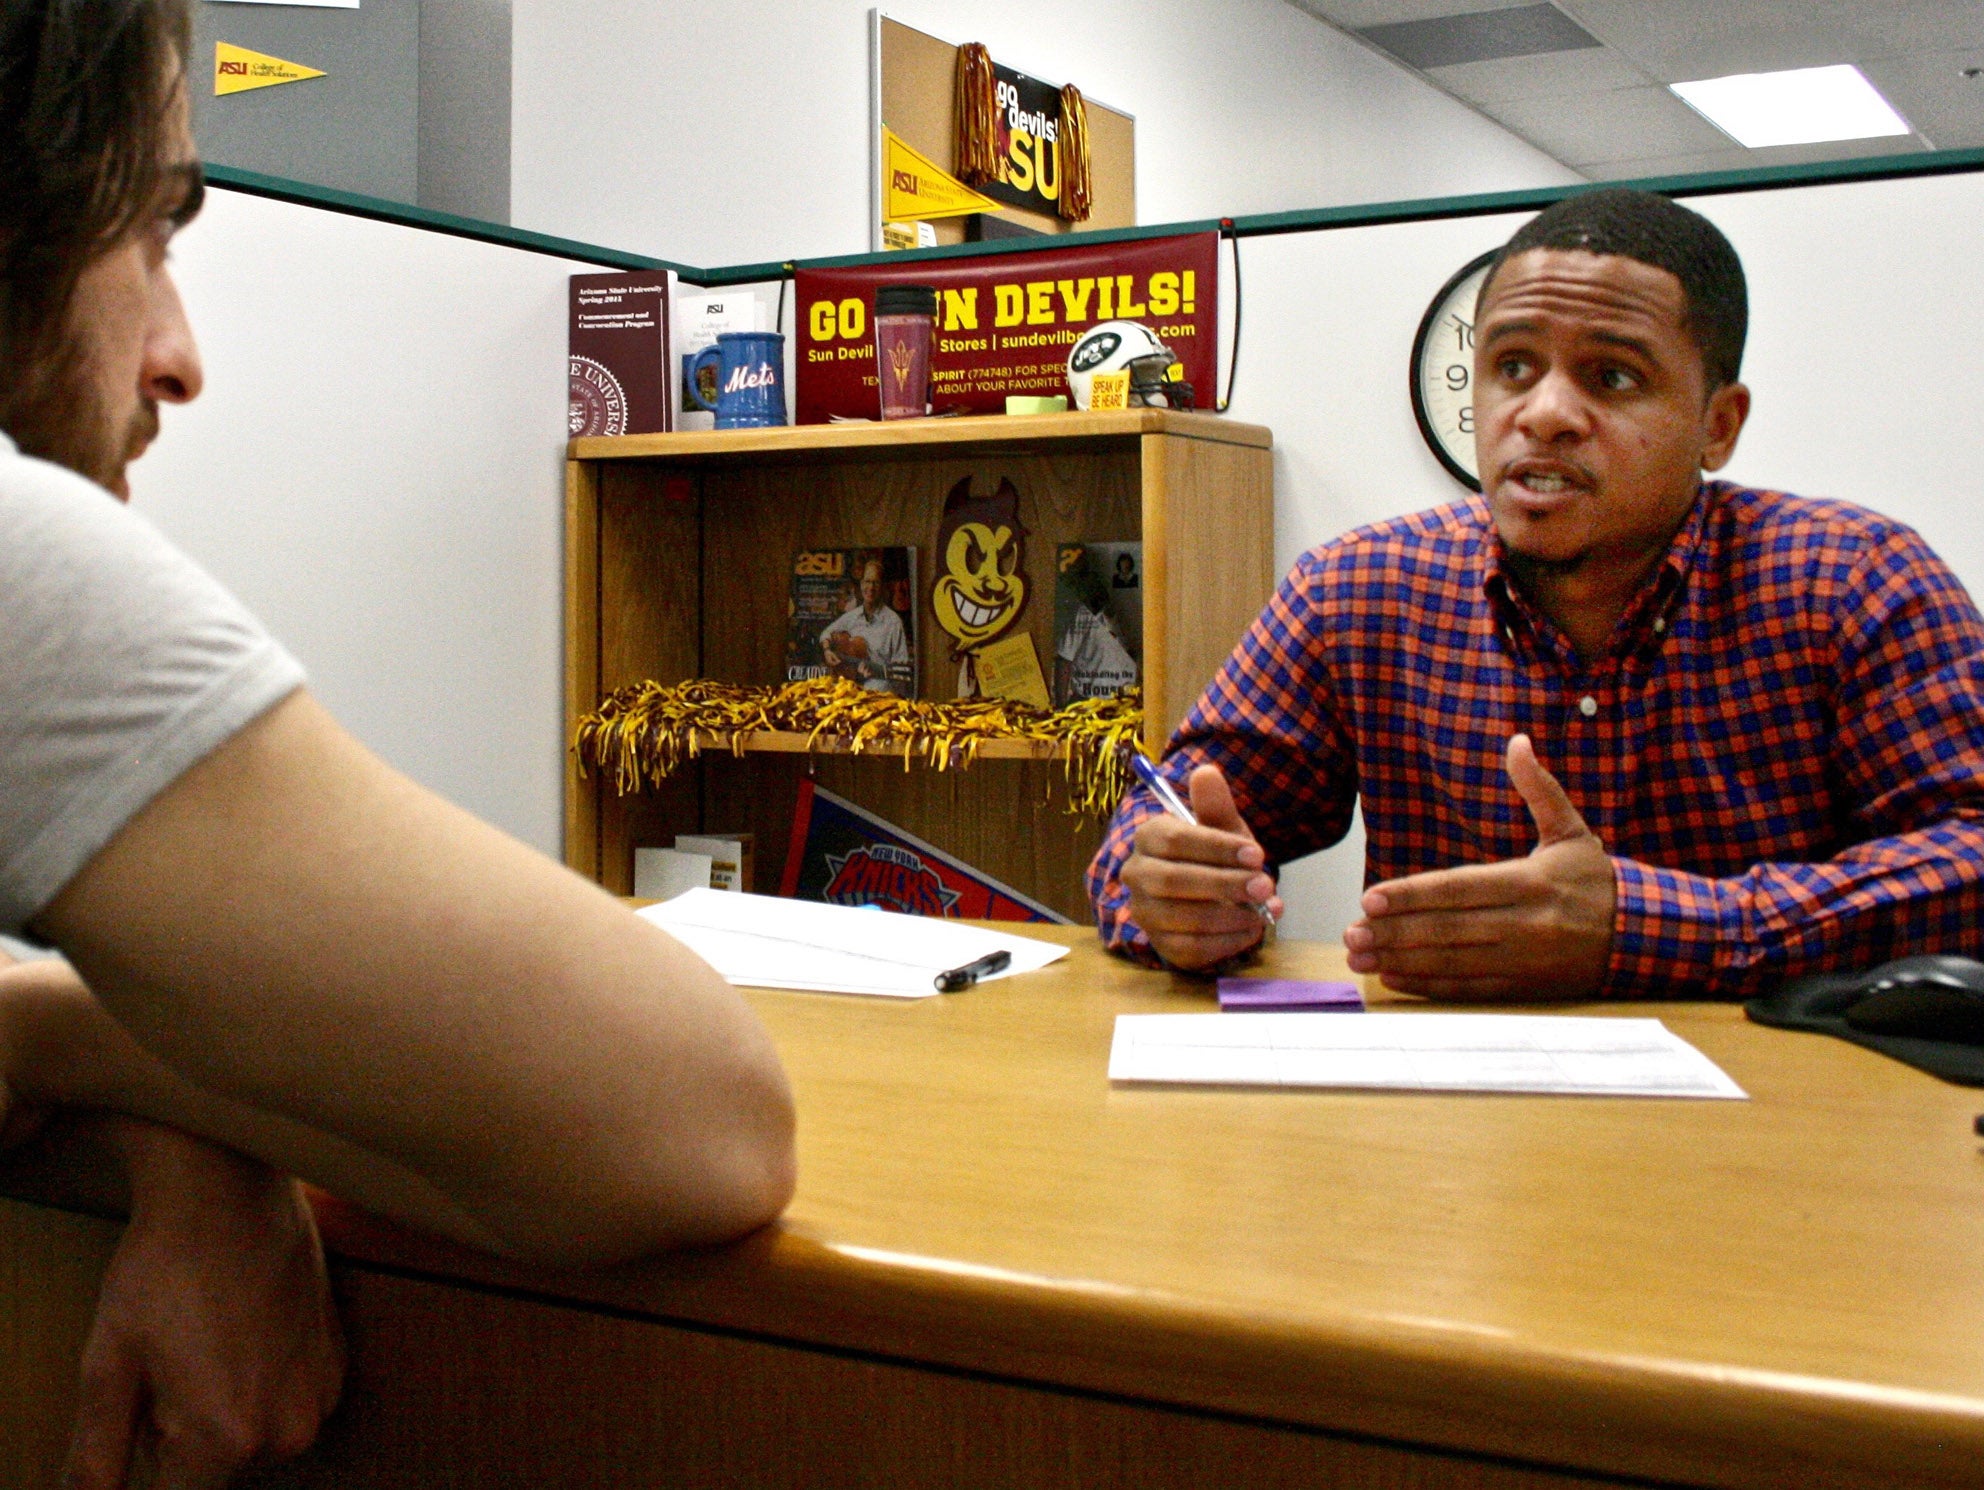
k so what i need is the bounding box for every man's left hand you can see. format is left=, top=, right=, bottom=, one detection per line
left=63, top=1122, right=345, bottom=1490
left=1343, top=734, right=1615, bottom=1000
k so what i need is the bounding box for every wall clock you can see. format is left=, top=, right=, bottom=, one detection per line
left=1409, top=249, right=1498, bottom=491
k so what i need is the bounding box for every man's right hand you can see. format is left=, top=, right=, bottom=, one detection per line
left=1119, top=764, right=1281, bottom=970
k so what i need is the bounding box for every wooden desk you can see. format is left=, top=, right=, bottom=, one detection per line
left=7, top=933, right=1984, bottom=1488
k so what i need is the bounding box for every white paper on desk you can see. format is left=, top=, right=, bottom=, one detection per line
left=639, top=888, right=1068, bottom=998
left=1109, top=1013, right=1747, bottom=1099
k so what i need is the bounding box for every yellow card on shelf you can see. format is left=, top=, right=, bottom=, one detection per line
left=1087, top=371, right=1130, bottom=411
left=973, top=632, right=1050, bottom=710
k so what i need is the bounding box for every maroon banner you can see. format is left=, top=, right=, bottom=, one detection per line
left=795, top=231, right=1218, bottom=424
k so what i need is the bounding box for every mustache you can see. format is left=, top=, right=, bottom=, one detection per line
left=125, top=400, right=160, bottom=461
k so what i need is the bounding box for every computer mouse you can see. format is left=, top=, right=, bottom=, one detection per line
left=1839, top=955, right=1984, bottom=1046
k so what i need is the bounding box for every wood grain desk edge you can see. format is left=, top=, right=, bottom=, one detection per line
left=305, top=1191, right=1984, bottom=1490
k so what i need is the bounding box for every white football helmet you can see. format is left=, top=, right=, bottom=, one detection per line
left=1065, top=320, right=1190, bottom=410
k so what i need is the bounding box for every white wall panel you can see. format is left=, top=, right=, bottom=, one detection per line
left=1694, top=175, right=1984, bottom=582
left=135, top=187, right=586, bottom=857
left=508, top=0, right=1578, bottom=266
left=131, top=166, right=1984, bottom=947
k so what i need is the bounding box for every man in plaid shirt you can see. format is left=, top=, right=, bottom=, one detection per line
left=1090, top=188, right=1984, bottom=999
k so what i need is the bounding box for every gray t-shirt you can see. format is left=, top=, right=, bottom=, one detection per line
left=0, top=434, right=305, bottom=934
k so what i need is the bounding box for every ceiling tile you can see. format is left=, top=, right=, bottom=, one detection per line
left=1557, top=1, right=1984, bottom=82
left=1285, top=0, right=1534, bottom=31
left=1483, top=84, right=1733, bottom=165
left=1431, top=45, right=1652, bottom=106
left=1861, top=49, right=1984, bottom=150
left=1281, top=0, right=1984, bottom=178
left=1358, top=5, right=1601, bottom=70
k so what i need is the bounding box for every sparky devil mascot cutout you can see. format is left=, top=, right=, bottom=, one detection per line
left=931, top=476, right=1030, bottom=696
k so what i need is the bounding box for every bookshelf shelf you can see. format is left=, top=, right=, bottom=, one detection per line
left=564, top=409, right=1274, bottom=918
left=682, top=729, right=1065, bottom=762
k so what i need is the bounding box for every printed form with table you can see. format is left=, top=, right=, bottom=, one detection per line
left=641, top=890, right=1747, bottom=1101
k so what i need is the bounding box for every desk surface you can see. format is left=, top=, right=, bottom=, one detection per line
left=310, top=931, right=1984, bottom=1489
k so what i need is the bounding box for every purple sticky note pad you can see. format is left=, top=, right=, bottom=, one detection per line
left=1217, top=977, right=1365, bottom=1013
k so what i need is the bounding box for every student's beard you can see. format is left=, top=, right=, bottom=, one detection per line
left=3, top=349, right=150, bottom=496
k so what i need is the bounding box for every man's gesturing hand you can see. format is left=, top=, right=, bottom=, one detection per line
left=1343, top=734, right=1615, bottom=999
left=64, top=1123, right=345, bottom=1490
left=1120, top=764, right=1282, bottom=970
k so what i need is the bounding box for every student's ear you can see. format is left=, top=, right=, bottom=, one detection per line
left=1700, top=380, right=1750, bottom=473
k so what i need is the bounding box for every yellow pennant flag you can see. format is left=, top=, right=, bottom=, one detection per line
left=882, top=127, right=999, bottom=223
left=215, top=41, right=326, bottom=97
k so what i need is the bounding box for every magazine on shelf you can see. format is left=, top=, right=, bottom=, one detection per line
left=784, top=547, right=919, bottom=696
left=1052, top=542, right=1142, bottom=707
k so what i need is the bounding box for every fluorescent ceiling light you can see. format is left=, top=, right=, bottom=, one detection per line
left=1670, top=64, right=1911, bottom=149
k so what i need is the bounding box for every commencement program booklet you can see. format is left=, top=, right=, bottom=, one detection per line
left=568, top=269, right=676, bottom=437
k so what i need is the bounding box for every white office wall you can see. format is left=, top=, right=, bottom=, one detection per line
left=508, top=0, right=1579, bottom=266
left=131, top=168, right=1984, bottom=937
left=135, top=187, right=583, bottom=856
left=1232, top=169, right=1984, bottom=944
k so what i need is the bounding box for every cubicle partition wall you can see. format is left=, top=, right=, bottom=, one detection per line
left=139, top=187, right=601, bottom=859
left=149, top=162, right=1984, bottom=935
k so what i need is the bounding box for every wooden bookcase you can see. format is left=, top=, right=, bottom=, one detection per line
left=564, top=409, right=1274, bottom=920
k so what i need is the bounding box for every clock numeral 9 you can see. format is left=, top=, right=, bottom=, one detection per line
left=1445, top=363, right=1469, bottom=393
left=1457, top=405, right=1473, bottom=434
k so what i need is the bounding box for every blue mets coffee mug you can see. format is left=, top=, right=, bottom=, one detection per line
left=688, top=331, right=787, bottom=428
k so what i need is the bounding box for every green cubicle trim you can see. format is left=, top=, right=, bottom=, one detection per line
left=207, top=145, right=1984, bottom=288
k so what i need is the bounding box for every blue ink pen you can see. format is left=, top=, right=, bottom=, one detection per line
left=1130, top=752, right=1279, bottom=926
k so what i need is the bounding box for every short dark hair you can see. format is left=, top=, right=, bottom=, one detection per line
left=0, top=0, right=193, bottom=439
left=1478, top=187, right=1748, bottom=389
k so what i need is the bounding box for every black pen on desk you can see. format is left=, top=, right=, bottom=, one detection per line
left=1130, top=752, right=1279, bottom=927
left=935, top=950, right=1010, bottom=993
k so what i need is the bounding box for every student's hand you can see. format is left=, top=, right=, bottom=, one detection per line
left=1344, top=734, right=1614, bottom=999
left=1121, top=764, right=1282, bottom=970
left=64, top=1122, right=344, bottom=1490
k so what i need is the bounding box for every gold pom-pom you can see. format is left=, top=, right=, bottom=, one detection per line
left=1057, top=84, right=1092, bottom=223
left=574, top=678, right=1143, bottom=820
left=954, top=43, right=999, bottom=187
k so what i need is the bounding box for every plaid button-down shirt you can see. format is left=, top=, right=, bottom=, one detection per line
left=1088, top=482, right=1984, bottom=996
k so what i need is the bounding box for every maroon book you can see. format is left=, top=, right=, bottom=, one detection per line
left=568, top=270, right=674, bottom=438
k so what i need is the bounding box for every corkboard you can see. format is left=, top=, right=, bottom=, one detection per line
left=877, top=16, right=1135, bottom=249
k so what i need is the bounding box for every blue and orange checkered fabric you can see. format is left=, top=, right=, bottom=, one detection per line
left=1088, top=482, right=1984, bottom=996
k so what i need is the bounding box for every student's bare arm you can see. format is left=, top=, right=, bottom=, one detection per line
left=20, top=689, right=795, bottom=1266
